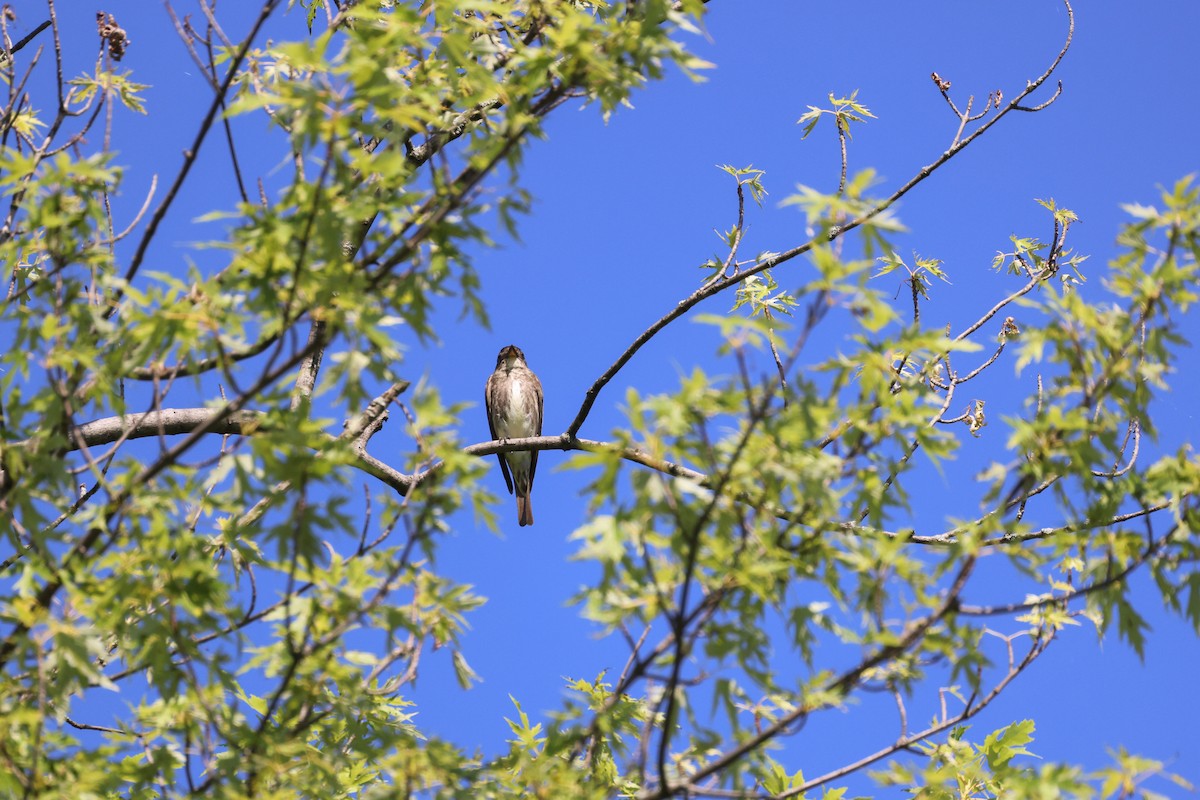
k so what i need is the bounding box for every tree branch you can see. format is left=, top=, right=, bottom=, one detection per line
left=10, top=407, right=1171, bottom=552
left=659, top=554, right=978, bottom=796
left=4, top=19, right=52, bottom=59
left=107, top=0, right=281, bottom=318
left=565, top=0, right=1075, bottom=439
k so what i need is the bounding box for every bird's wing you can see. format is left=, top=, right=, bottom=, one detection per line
left=485, top=373, right=514, bottom=495
left=528, top=371, right=544, bottom=490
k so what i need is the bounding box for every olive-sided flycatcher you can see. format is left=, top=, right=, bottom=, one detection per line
left=485, top=344, right=544, bottom=527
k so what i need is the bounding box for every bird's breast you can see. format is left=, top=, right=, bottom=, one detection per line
left=492, top=374, right=537, bottom=439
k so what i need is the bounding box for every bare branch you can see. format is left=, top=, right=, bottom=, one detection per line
left=4, top=19, right=51, bottom=58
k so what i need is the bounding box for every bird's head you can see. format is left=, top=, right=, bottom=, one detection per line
left=496, top=344, right=526, bottom=371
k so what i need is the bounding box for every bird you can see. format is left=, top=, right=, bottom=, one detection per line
left=484, top=344, right=544, bottom=527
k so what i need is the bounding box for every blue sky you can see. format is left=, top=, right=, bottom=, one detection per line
left=15, top=0, right=1200, bottom=792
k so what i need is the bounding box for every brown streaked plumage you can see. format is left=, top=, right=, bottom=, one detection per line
left=485, top=344, right=544, bottom=527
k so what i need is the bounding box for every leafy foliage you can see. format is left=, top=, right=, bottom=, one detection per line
left=0, top=1, right=1196, bottom=798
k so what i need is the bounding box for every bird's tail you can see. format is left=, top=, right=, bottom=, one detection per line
left=517, top=493, right=533, bottom=527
